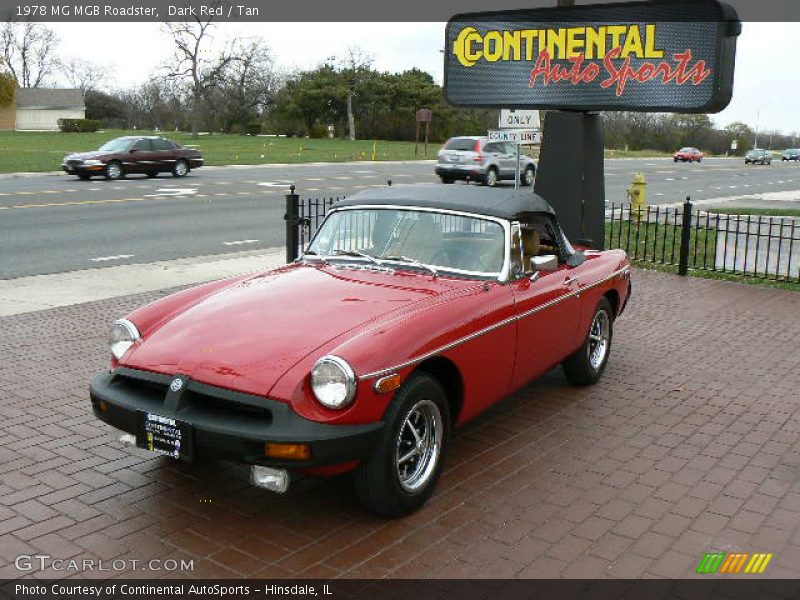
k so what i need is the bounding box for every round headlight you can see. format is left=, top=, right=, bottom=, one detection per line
left=310, top=356, right=356, bottom=409
left=110, top=319, right=140, bottom=360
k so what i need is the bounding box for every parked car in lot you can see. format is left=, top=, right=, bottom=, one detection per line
left=62, top=136, right=204, bottom=180
left=90, top=185, right=631, bottom=516
left=436, top=136, right=536, bottom=186
left=745, top=149, right=773, bottom=165
left=782, top=149, right=800, bottom=162
left=673, top=147, right=704, bottom=162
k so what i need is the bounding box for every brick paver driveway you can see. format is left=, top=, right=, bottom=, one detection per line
left=2, top=269, right=800, bottom=580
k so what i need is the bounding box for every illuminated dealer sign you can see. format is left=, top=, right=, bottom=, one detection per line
left=444, top=0, right=741, bottom=113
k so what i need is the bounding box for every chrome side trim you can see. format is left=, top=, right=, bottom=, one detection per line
left=359, top=265, right=629, bottom=380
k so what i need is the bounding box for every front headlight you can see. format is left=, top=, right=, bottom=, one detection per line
left=110, top=319, right=140, bottom=360
left=82, top=159, right=104, bottom=166
left=310, top=355, right=356, bottom=409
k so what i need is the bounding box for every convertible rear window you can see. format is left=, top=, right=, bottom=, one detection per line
left=308, top=208, right=506, bottom=276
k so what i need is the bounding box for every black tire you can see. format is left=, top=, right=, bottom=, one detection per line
left=172, top=159, right=189, bottom=178
left=105, top=161, right=124, bottom=180
left=673, top=158, right=678, bottom=162
left=439, top=176, right=454, bottom=184
left=77, top=173, right=91, bottom=180
left=562, top=297, right=614, bottom=386
left=521, top=165, right=535, bottom=186
left=354, top=373, right=449, bottom=517
left=484, top=167, right=499, bottom=187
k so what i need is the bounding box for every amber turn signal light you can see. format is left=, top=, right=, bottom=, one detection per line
left=374, top=374, right=402, bottom=394
left=265, top=443, right=311, bottom=460
left=95, top=400, right=109, bottom=411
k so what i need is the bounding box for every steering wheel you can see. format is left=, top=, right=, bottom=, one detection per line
left=431, top=247, right=490, bottom=272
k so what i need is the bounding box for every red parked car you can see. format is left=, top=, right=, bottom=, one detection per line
left=673, top=147, right=704, bottom=162
left=90, top=185, right=631, bottom=516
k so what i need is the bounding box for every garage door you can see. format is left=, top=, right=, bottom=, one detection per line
left=16, top=109, right=84, bottom=131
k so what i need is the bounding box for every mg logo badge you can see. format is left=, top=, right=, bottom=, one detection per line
left=169, top=378, right=184, bottom=393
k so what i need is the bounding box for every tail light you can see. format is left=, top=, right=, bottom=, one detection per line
left=473, top=139, right=484, bottom=163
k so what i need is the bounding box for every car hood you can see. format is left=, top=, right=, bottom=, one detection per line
left=123, top=263, right=479, bottom=398
left=65, top=151, right=110, bottom=160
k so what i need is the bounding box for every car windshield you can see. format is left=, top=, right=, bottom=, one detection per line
left=307, top=208, right=506, bottom=276
left=97, top=138, right=135, bottom=153
left=679, top=147, right=693, bottom=152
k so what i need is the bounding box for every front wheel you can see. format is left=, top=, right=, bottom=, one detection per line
left=105, top=161, right=124, bottom=180
left=439, top=176, right=454, bottom=184
left=562, top=298, right=613, bottom=386
left=172, top=159, right=189, bottom=177
left=484, top=167, right=499, bottom=187
left=354, top=373, right=449, bottom=517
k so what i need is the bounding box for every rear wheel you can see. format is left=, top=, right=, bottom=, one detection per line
left=485, top=167, right=499, bottom=187
left=439, top=176, right=454, bottom=184
left=77, top=173, right=91, bottom=180
left=354, top=373, right=449, bottom=517
left=172, top=159, right=189, bottom=178
left=105, top=161, right=124, bottom=180
left=562, top=298, right=613, bottom=386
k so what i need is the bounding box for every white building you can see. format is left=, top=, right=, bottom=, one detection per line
left=14, top=88, right=86, bottom=131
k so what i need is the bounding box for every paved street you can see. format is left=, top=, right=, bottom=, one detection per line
left=1, top=269, right=800, bottom=579
left=1, top=158, right=799, bottom=279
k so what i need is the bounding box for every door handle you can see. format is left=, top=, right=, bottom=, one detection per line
left=564, top=275, right=579, bottom=286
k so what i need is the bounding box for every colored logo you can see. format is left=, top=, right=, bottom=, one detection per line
left=696, top=552, right=773, bottom=574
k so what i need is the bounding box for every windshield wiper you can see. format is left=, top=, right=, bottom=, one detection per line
left=331, top=249, right=382, bottom=265
left=381, top=255, right=438, bottom=278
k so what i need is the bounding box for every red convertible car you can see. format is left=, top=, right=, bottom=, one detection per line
left=90, top=186, right=631, bottom=516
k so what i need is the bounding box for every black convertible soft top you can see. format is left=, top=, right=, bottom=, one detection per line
left=334, top=184, right=555, bottom=219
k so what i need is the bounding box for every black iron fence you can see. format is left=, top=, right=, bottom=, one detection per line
left=607, top=199, right=800, bottom=283
left=284, top=189, right=800, bottom=284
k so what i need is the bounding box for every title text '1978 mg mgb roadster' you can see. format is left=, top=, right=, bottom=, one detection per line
left=90, top=185, right=631, bottom=516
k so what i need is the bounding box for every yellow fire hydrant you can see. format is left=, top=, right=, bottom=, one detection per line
left=627, top=173, right=647, bottom=221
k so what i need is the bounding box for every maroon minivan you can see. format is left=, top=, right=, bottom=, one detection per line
left=62, top=136, right=204, bottom=180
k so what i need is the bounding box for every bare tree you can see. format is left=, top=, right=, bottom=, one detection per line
left=163, top=0, right=233, bottom=136
left=337, top=47, right=373, bottom=141
left=1, top=21, right=59, bottom=87
left=62, top=57, right=107, bottom=92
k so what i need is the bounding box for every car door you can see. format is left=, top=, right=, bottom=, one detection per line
left=149, top=138, right=174, bottom=173
left=509, top=220, right=582, bottom=388
left=129, top=138, right=155, bottom=173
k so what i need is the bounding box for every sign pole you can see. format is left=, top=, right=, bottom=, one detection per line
left=515, top=143, right=520, bottom=190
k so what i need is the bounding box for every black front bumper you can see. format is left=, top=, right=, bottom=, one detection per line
left=90, top=367, right=384, bottom=468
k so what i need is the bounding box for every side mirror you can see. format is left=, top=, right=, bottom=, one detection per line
left=530, top=254, right=559, bottom=277
left=129, top=148, right=138, bottom=153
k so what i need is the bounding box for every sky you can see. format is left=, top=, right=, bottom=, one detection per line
left=47, top=21, right=798, bottom=137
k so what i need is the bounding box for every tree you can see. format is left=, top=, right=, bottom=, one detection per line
left=1, top=21, right=58, bottom=87
left=210, top=37, right=278, bottom=132
left=269, top=65, right=347, bottom=135
left=62, top=57, right=107, bottom=92
left=336, top=47, right=373, bottom=141
left=163, top=1, right=233, bottom=136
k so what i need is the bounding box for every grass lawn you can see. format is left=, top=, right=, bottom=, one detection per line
left=0, top=129, right=430, bottom=173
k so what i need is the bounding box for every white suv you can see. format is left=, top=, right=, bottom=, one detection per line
left=436, top=136, right=536, bottom=186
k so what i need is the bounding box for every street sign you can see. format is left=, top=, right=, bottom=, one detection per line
left=445, top=0, right=741, bottom=113
left=499, top=109, right=540, bottom=129
left=731, top=139, right=738, bottom=150
left=487, top=129, right=541, bottom=144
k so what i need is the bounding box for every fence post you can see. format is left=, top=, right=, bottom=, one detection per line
left=284, top=184, right=300, bottom=264
left=678, top=196, right=693, bottom=276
